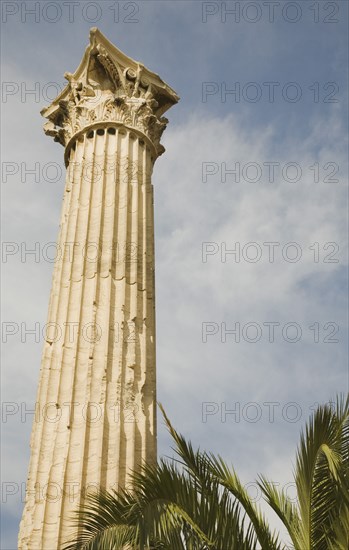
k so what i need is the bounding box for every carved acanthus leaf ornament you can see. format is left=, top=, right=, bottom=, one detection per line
left=41, top=28, right=179, bottom=159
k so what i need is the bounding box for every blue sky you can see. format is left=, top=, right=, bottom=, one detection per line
left=1, top=1, right=348, bottom=548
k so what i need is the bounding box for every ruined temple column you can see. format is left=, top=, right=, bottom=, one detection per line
left=18, top=28, right=178, bottom=549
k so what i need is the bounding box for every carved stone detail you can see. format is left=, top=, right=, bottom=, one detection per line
left=41, top=28, right=179, bottom=158
left=19, top=28, right=178, bottom=550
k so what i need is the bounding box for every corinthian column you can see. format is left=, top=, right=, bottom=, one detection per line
left=18, top=28, right=179, bottom=550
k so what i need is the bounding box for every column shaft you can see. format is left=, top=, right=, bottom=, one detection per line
left=18, top=126, right=156, bottom=549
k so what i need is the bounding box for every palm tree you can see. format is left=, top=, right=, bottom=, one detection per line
left=64, top=396, right=348, bottom=550
left=257, top=395, right=349, bottom=550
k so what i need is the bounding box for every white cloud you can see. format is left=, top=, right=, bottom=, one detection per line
left=1, top=15, right=347, bottom=547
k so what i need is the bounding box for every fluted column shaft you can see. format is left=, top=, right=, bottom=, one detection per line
left=19, top=124, right=157, bottom=549
left=19, top=28, right=178, bottom=549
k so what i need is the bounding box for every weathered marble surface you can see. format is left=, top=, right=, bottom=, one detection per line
left=18, top=28, right=178, bottom=549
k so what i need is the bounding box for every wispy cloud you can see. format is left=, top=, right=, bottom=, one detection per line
left=1, top=3, right=348, bottom=547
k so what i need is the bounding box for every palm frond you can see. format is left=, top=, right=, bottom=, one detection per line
left=65, top=396, right=349, bottom=550
left=159, top=402, right=283, bottom=550
left=62, top=489, right=139, bottom=549
left=258, top=475, right=302, bottom=550
left=294, top=394, right=349, bottom=550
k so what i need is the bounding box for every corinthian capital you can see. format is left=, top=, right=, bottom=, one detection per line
left=41, top=28, right=179, bottom=159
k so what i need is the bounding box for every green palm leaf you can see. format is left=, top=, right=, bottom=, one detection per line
left=259, top=394, right=348, bottom=550
left=64, top=395, right=348, bottom=550
left=159, top=403, right=283, bottom=550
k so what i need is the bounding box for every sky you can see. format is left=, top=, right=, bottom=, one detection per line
left=1, top=1, right=348, bottom=548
